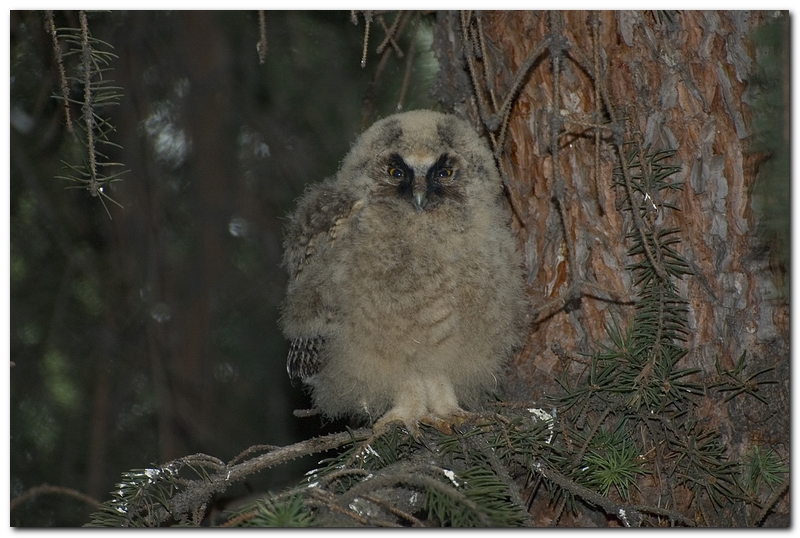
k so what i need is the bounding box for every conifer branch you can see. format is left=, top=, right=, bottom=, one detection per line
left=45, top=10, right=128, bottom=219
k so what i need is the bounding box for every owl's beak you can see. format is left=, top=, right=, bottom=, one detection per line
left=412, top=179, right=428, bottom=210
left=413, top=189, right=427, bottom=210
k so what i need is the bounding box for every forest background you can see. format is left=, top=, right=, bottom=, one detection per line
left=7, top=10, right=791, bottom=527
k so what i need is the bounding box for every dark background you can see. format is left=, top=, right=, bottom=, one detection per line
left=9, top=10, right=790, bottom=528
left=9, top=10, right=439, bottom=526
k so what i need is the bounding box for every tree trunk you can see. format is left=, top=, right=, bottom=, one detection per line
left=433, top=10, right=788, bottom=526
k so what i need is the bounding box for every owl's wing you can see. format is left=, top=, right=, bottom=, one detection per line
left=283, top=178, right=362, bottom=281
left=286, top=336, right=325, bottom=380
left=283, top=179, right=362, bottom=379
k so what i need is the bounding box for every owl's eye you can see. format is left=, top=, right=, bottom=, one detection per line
left=388, top=167, right=405, bottom=178
left=436, top=168, right=453, bottom=179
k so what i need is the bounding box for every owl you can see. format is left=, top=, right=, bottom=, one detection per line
left=280, top=110, right=527, bottom=435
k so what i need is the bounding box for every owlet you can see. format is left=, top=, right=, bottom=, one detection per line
left=280, top=110, right=527, bottom=434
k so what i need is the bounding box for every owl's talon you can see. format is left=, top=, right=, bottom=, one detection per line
left=420, top=409, right=475, bottom=435
left=346, top=417, right=422, bottom=467
left=372, top=416, right=421, bottom=439
left=420, top=415, right=454, bottom=435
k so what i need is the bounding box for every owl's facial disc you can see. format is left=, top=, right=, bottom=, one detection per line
left=385, top=152, right=460, bottom=211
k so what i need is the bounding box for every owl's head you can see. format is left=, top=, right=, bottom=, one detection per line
left=337, top=110, right=501, bottom=211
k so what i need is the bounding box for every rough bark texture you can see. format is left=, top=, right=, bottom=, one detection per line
left=432, top=10, right=788, bottom=525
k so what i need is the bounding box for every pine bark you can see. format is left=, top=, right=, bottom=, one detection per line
left=432, top=8, right=788, bottom=475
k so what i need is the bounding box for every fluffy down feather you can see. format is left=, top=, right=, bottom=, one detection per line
left=280, top=110, right=527, bottom=433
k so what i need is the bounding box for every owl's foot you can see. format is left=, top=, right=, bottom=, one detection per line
left=420, top=408, right=474, bottom=435
left=345, top=417, right=419, bottom=467
left=371, top=380, right=469, bottom=437
left=371, top=408, right=474, bottom=438
left=372, top=414, right=421, bottom=439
